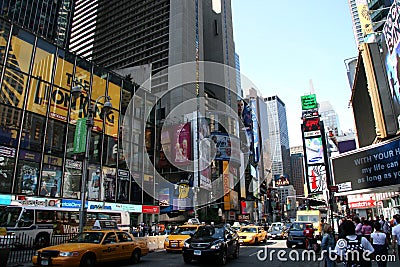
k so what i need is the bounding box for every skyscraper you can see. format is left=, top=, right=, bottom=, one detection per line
left=0, top=0, right=74, bottom=48
left=264, top=95, right=291, bottom=182
left=69, top=0, right=238, bottom=222
left=290, top=146, right=305, bottom=197
left=319, top=101, right=340, bottom=136
left=348, top=0, right=364, bottom=46
left=347, top=0, right=394, bottom=47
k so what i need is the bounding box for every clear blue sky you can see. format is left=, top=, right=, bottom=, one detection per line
left=231, top=0, right=359, bottom=147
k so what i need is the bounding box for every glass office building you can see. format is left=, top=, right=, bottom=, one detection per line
left=0, top=18, right=155, bottom=209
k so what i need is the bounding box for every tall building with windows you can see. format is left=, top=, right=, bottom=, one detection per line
left=319, top=101, right=340, bottom=136
left=348, top=0, right=394, bottom=47
left=0, top=0, right=74, bottom=48
left=264, top=95, right=291, bottom=183
left=290, top=146, right=305, bottom=197
left=348, top=0, right=364, bottom=46
left=69, top=0, right=239, bottom=222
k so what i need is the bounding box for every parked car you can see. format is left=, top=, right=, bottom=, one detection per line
left=182, top=224, right=239, bottom=265
left=32, top=230, right=149, bottom=267
left=267, top=225, right=286, bottom=240
left=286, top=221, right=313, bottom=248
left=238, top=225, right=267, bottom=245
left=164, top=224, right=200, bottom=252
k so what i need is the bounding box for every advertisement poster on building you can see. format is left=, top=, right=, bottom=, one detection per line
left=307, top=165, right=327, bottom=194
left=305, top=137, right=324, bottom=164
left=172, top=179, right=193, bottom=211
left=211, top=133, right=240, bottom=162
left=117, top=169, right=129, bottom=201
left=0, top=146, right=15, bottom=193
left=18, top=162, right=39, bottom=195
left=172, top=123, right=191, bottom=165
left=382, top=2, right=400, bottom=127
left=103, top=167, right=116, bottom=201
left=40, top=165, right=62, bottom=197
left=87, top=165, right=101, bottom=200
left=63, top=159, right=82, bottom=199
left=159, top=188, right=170, bottom=207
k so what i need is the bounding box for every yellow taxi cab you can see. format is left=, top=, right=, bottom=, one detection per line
left=238, top=225, right=267, bottom=245
left=32, top=229, right=149, bottom=267
left=164, top=224, right=199, bottom=252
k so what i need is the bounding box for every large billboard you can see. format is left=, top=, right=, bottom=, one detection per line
left=382, top=2, right=400, bottom=129
left=332, top=137, right=400, bottom=192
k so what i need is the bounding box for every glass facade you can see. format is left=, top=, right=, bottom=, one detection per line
left=0, top=18, right=145, bottom=204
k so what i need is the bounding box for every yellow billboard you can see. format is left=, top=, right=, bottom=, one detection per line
left=356, top=0, right=373, bottom=37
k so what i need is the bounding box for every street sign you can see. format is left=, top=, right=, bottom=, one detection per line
left=348, top=200, right=375, bottom=209
left=329, top=186, right=338, bottom=192
left=301, top=94, right=318, bottom=110
left=73, top=118, right=87, bottom=154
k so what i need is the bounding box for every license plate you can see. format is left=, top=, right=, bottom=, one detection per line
left=239, top=240, right=243, bottom=243
left=41, top=259, right=49, bottom=266
left=298, top=242, right=303, bottom=245
left=194, top=250, right=201, bottom=255
left=171, top=243, right=177, bottom=247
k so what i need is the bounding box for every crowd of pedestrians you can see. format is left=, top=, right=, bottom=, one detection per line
left=130, top=223, right=177, bottom=237
left=330, top=213, right=400, bottom=267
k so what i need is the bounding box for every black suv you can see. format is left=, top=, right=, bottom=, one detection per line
left=182, top=224, right=239, bottom=265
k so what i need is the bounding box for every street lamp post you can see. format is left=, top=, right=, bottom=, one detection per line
left=74, top=80, right=112, bottom=233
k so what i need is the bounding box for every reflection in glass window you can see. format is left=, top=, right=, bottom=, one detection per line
left=0, top=20, right=11, bottom=64
left=32, top=39, right=56, bottom=83
left=103, top=135, right=117, bottom=167
left=89, top=131, right=102, bottom=165
left=1, top=68, right=29, bottom=108
left=44, top=119, right=66, bottom=158
left=7, top=28, right=34, bottom=73
left=20, top=112, right=46, bottom=152
left=0, top=104, right=22, bottom=147
left=66, top=124, right=76, bottom=159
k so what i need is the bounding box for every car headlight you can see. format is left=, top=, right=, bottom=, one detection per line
left=165, top=237, right=169, bottom=242
left=211, top=242, right=223, bottom=249
left=183, top=240, right=190, bottom=248
left=59, top=251, right=79, bottom=257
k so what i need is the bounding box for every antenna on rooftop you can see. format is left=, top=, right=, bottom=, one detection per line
left=309, top=79, right=315, bottom=94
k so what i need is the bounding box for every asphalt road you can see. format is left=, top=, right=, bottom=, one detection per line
left=134, top=240, right=324, bottom=267
left=11, top=239, right=399, bottom=267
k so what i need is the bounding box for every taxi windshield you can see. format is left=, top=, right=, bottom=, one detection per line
left=171, top=227, right=197, bottom=235
left=241, top=227, right=257, bottom=233
left=68, top=232, right=105, bottom=244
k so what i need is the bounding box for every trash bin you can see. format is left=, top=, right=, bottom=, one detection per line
left=0, top=248, right=10, bottom=267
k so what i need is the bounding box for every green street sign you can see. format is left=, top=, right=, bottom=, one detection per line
left=301, top=94, right=317, bottom=110
left=73, top=118, right=87, bottom=154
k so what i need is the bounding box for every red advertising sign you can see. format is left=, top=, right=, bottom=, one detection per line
left=348, top=200, right=375, bottom=209
left=142, top=205, right=160, bottom=214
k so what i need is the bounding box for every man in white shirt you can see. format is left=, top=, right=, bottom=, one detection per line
left=392, top=215, right=400, bottom=261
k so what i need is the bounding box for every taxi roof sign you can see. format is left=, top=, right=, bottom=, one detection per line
left=93, top=220, right=118, bottom=230
left=301, top=94, right=318, bottom=110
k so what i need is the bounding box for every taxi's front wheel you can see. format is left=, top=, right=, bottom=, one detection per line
left=130, top=249, right=141, bottom=264
left=80, top=254, right=96, bottom=267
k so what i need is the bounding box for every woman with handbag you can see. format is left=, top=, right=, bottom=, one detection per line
left=371, top=221, right=389, bottom=267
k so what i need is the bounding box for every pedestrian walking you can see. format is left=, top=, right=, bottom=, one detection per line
left=362, top=219, right=373, bottom=242
left=371, top=221, right=389, bottom=267
left=392, top=215, right=400, bottom=261
left=321, top=224, right=336, bottom=267
left=334, top=219, right=374, bottom=267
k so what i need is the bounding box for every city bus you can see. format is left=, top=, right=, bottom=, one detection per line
left=0, top=205, right=130, bottom=247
